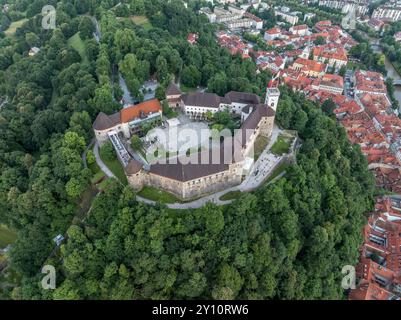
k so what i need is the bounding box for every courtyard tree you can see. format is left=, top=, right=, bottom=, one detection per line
left=130, top=135, right=143, bottom=151
left=181, top=65, right=201, bottom=88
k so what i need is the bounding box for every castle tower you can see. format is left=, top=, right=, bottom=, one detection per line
left=265, top=87, right=280, bottom=112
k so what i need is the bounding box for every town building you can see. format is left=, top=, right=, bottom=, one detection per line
left=289, top=24, right=309, bottom=36
left=368, top=18, right=385, bottom=32
left=318, top=0, right=369, bottom=16
left=29, top=47, right=40, bottom=57
left=313, top=43, right=348, bottom=69
left=349, top=197, right=401, bottom=300
left=274, top=7, right=299, bottom=25
left=217, top=32, right=251, bottom=58
left=353, top=70, right=388, bottom=96
left=304, top=12, right=316, bottom=21
left=226, top=18, right=253, bottom=30
left=372, top=5, right=401, bottom=22
left=244, top=12, right=264, bottom=29
left=292, top=57, right=327, bottom=77
left=166, top=83, right=183, bottom=108
left=311, top=74, right=344, bottom=94
left=187, top=33, right=199, bottom=45
left=264, top=27, right=282, bottom=41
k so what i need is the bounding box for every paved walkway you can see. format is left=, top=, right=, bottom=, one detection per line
left=93, top=141, right=116, bottom=179
left=82, top=139, right=94, bottom=169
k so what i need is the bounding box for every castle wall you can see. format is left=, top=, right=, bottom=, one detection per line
left=128, top=163, right=243, bottom=200
left=95, top=125, right=120, bottom=146
left=127, top=171, right=144, bottom=190
left=144, top=173, right=184, bottom=198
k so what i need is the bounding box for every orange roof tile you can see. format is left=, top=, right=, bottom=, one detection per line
left=120, top=99, right=162, bottom=123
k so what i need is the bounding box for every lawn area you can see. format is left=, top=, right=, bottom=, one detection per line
left=265, top=162, right=290, bottom=184
left=271, top=135, right=293, bottom=156
left=180, top=84, right=198, bottom=93
left=130, top=15, right=153, bottom=30
left=219, top=190, right=242, bottom=201
left=0, top=225, right=17, bottom=249
left=67, top=32, right=88, bottom=64
left=4, top=18, right=28, bottom=37
left=99, top=145, right=128, bottom=185
left=254, top=135, right=269, bottom=161
left=97, top=178, right=115, bottom=191
left=137, top=186, right=182, bottom=204
left=162, top=102, right=180, bottom=119
left=91, top=170, right=105, bottom=185
left=89, top=161, right=101, bottom=175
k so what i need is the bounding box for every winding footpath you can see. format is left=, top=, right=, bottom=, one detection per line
left=93, top=141, right=116, bottom=179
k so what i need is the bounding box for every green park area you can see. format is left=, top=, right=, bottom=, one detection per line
left=68, top=32, right=88, bottom=64
left=0, top=225, right=17, bottom=249
left=219, top=190, right=242, bottom=201
left=4, top=18, right=28, bottom=37
left=131, top=16, right=152, bottom=30
left=254, top=135, right=269, bottom=161
left=271, top=134, right=293, bottom=156
left=99, top=144, right=128, bottom=185
left=265, top=162, right=290, bottom=184
left=137, top=186, right=182, bottom=204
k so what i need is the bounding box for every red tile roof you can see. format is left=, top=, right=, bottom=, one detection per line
left=120, top=99, right=162, bottom=123
left=293, top=58, right=326, bottom=73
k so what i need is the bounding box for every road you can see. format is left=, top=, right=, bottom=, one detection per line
left=119, top=73, right=136, bottom=106
left=91, top=16, right=101, bottom=43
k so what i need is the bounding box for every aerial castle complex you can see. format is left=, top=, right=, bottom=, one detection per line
left=93, top=86, right=280, bottom=199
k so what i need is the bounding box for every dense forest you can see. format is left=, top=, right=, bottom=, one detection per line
left=17, top=86, right=374, bottom=300
left=0, top=0, right=375, bottom=299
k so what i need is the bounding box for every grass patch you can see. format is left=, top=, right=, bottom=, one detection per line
left=67, top=32, right=88, bottom=64
left=162, top=101, right=180, bottom=119
left=254, top=135, right=269, bottom=161
left=219, top=190, right=242, bottom=201
left=137, top=186, right=182, bottom=204
left=0, top=225, right=17, bottom=249
left=98, top=178, right=115, bottom=191
left=180, top=84, right=198, bottom=93
left=4, top=19, right=28, bottom=37
left=88, top=161, right=101, bottom=175
left=99, top=145, right=128, bottom=185
left=265, top=162, right=290, bottom=184
left=91, top=170, right=106, bottom=185
left=271, top=135, right=292, bottom=156
left=130, top=16, right=153, bottom=30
